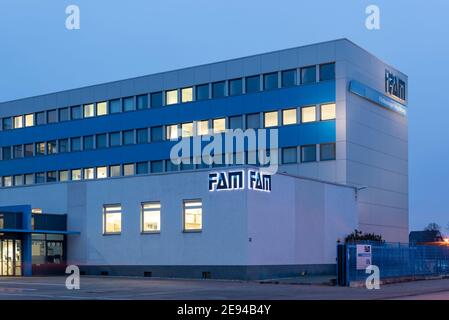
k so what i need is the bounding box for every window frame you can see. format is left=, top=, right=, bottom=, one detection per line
left=141, top=201, right=161, bottom=234
left=183, top=199, right=203, bottom=232
left=103, top=204, right=122, bottom=235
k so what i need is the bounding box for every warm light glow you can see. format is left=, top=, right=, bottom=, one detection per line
left=301, top=106, right=316, bottom=123
left=282, top=109, right=297, bottom=125
left=97, top=102, right=108, bottom=116
left=321, top=103, right=336, bottom=120
left=181, top=87, right=193, bottom=103
left=264, top=111, right=278, bottom=128
left=181, top=122, right=193, bottom=137
left=166, top=90, right=178, bottom=105
left=213, top=118, right=226, bottom=133
left=197, top=120, right=209, bottom=136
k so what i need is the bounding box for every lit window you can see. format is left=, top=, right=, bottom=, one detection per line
left=213, top=118, right=226, bottom=133
left=25, top=174, right=34, bottom=185
left=282, top=147, right=297, bottom=164
left=301, top=145, right=316, bottom=162
left=84, top=104, right=95, bottom=118
left=181, top=122, right=193, bottom=137
left=320, top=143, right=336, bottom=161
left=183, top=200, right=202, bottom=231
left=47, top=110, right=57, bottom=123
left=103, top=204, right=121, bottom=235
left=84, top=168, right=94, bottom=180
left=71, top=169, right=82, bottom=181
left=166, top=124, right=179, bottom=140
left=196, top=120, right=209, bottom=136
left=320, top=103, right=336, bottom=120
left=264, top=111, right=278, bottom=128
left=319, top=63, right=335, bottom=81
left=25, top=114, right=34, bottom=127
left=110, top=165, right=121, bottom=177
left=141, top=202, right=161, bottom=233
left=166, top=90, right=178, bottom=105
left=123, top=97, right=135, bottom=112
left=47, top=141, right=57, bottom=154
left=181, top=87, right=193, bottom=103
left=283, top=109, right=297, bottom=125
left=301, top=106, right=316, bottom=123
left=14, top=175, right=23, bottom=186
left=35, top=142, right=46, bottom=156
left=97, top=102, right=108, bottom=116
left=3, top=176, right=12, bottom=187
left=59, top=170, right=69, bottom=182
left=301, top=65, right=316, bottom=84
left=96, top=167, right=107, bottom=179
left=123, top=163, right=134, bottom=176
left=13, top=115, right=23, bottom=129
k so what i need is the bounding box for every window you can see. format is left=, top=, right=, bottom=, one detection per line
left=151, top=92, right=163, bottom=108
left=36, top=172, right=45, bottom=184
left=229, top=116, right=243, bottom=130
left=320, top=103, right=336, bottom=120
left=47, top=171, right=57, bottom=183
left=96, top=167, right=107, bottom=179
left=58, top=139, right=69, bottom=153
left=97, top=102, right=108, bottom=116
left=35, top=142, right=45, bottom=156
left=213, top=118, right=226, bottom=133
left=109, top=132, right=121, bottom=147
left=301, top=106, right=316, bottom=123
left=3, top=176, right=12, bottom=187
left=71, top=137, right=82, bottom=152
left=166, top=160, right=179, bottom=172
left=301, top=145, right=316, bottom=162
left=13, top=115, right=23, bottom=129
left=181, top=122, right=193, bottom=137
left=103, top=205, right=121, bottom=235
left=320, top=143, right=336, bottom=161
left=71, top=106, right=82, bottom=120
left=2, top=117, right=12, bottom=130
left=264, top=72, right=278, bottom=90
left=196, top=84, right=209, bottom=101
left=13, top=145, right=23, bottom=158
left=123, top=97, right=135, bottom=112
left=136, top=128, right=148, bottom=144
left=229, top=78, right=242, bottom=96
left=109, top=99, right=121, bottom=113
left=246, top=113, right=260, bottom=129
left=181, top=87, right=193, bottom=103
left=47, top=141, right=57, bottom=154
left=183, top=200, right=202, bottom=231
left=136, top=162, right=148, bottom=175
left=123, top=130, right=134, bottom=145
left=24, top=144, right=34, bottom=157
left=25, top=174, right=34, bottom=185
left=83, top=136, right=94, bottom=150
left=84, top=168, right=94, bottom=180
left=319, top=62, right=335, bottom=81
left=47, top=109, right=58, bottom=123
left=301, top=65, right=316, bottom=84
left=123, top=163, right=134, bottom=176
left=264, top=111, right=278, bottom=128
left=136, top=95, right=148, bottom=110
left=24, top=114, right=34, bottom=127
left=282, top=147, right=297, bottom=164
left=166, top=124, right=179, bottom=140
left=71, top=169, right=82, bottom=181
left=165, top=90, right=178, bottom=105
left=282, top=109, right=297, bottom=125
left=59, top=108, right=69, bottom=122
left=141, top=202, right=161, bottom=233
left=36, top=111, right=46, bottom=125
left=150, top=126, right=163, bottom=142
left=2, top=147, right=11, bottom=160
left=14, top=175, right=23, bottom=186
left=196, top=120, right=209, bottom=136
left=110, top=165, right=121, bottom=177
left=96, top=134, right=107, bottom=149
left=59, top=170, right=69, bottom=182
left=151, top=160, right=163, bottom=173
left=282, top=69, right=296, bottom=87
left=83, top=104, right=95, bottom=118
left=246, top=75, right=260, bottom=93
left=212, top=81, right=226, bottom=98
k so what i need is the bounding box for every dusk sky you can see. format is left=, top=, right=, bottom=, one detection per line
left=0, top=0, right=448, bottom=231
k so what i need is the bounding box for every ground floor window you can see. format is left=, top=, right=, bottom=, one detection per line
left=103, top=204, right=122, bottom=235
left=141, top=202, right=161, bottom=233
left=183, top=200, right=202, bottom=232
left=31, top=234, right=65, bottom=265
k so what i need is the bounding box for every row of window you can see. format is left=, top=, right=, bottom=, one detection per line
left=0, top=63, right=335, bottom=131
left=103, top=200, right=202, bottom=235
left=0, top=104, right=336, bottom=160
left=0, top=143, right=336, bottom=188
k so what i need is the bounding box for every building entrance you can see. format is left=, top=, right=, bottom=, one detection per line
left=0, top=238, right=22, bottom=276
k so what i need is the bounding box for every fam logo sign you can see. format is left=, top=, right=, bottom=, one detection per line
left=385, top=70, right=406, bottom=101
left=208, top=170, right=271, bottom=192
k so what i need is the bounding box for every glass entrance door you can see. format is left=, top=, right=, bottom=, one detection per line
left=0, top=239, right=22, bottom=276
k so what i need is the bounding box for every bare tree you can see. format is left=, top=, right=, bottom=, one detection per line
left=424, top=223, right=441, bottom=232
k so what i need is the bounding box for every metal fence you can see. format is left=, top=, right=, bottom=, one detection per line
left=337, top=242, right=449, bottom=286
